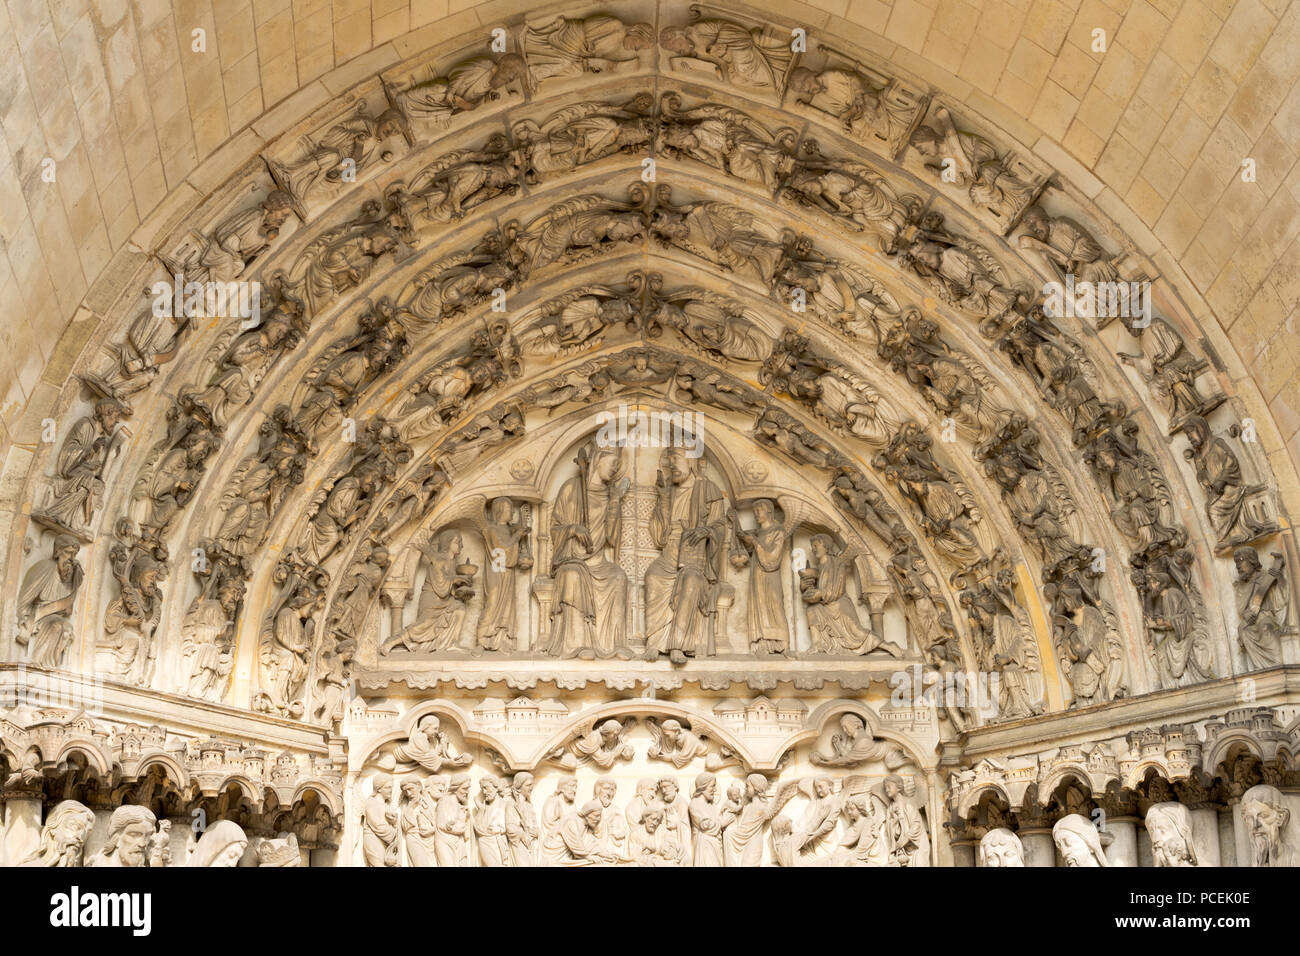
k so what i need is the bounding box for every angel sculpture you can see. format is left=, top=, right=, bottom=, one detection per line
left=557, top=719, right=635, bottom=770
left=802, top=534, right=904, bottom=657
left=659, top=17, right=793, bottom=91
left=881, top=774, right=931, bottom=866
left=810, top=713, right=910, bottom=769
left=393, top=714, right=473, bottom=773
left=397, top=54, right=528, bottom=124
left=646, top=718, right=711, bottom=768
left=512, top=97, right=655, bottom=182
left=401, top=134, right=523, bottom=224
left=720, top=774, right=800, bottom=867
left=656, top=95, right=797, bottom=189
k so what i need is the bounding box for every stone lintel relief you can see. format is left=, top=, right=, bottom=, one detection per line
left=345, top=693, right=940, bottom=867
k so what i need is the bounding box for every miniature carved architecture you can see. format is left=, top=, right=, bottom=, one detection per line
left=1, top=1, right=1298, bottom=868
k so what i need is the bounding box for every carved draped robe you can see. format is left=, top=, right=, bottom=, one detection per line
left=1154, top=584, right=1214, bottom=686
left=434, top=794, right=471, bottom=866
left=721, top=796, right=770, bottom=868
left=474, top=796, right=511, bottom=867
left=16, top=556, right=81, bottom=667
left=505, top=794, right=539, bottom=866
left=362, top=795, right=399, bottom=867
left=742, top=522, right=789, bottom=654
left=644, top=471, right=728, bottom=656
left=1238, top=566, right=1286, bottom=670
left=402, top=796, right=438, bottom=867
left=689, top=796, right=725, bottom=867
left=548, top=467, right=627, bottom=656
left=540, top=816, right=604, bottom=866
left=403, top=551, right=468, bottom=651
left=476, top=519, right=521, bottom=652
left=805, top=553, right=879, bottom=655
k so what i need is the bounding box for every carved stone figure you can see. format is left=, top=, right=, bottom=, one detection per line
left=644, top=447, right=730, bottom=663
left=98, top=550, right=164, bottom=687
left=592, top=778, right=630, bottom=862
left=657, top=94, right=796, bottom=189
left=179, top=575, right=242, bottom=701
left=1183, top=415, right=1277, bottom=551
left=647, top=718, right=711, bottom=768
left=1234, top=547, right=1288, bottom=670
left=659, top=17, right=793, bottom=90
left=37, top=398, right=128, bottom=532
left=86, top=805, right=157, bottom=867
left=978, top=827, right=1025, bottom=867
left=569, top=719, right=635, bottom=769
left=188, top=820, right=248, bottom=867
left=783, top=149, right=913, bottom=248
left=794, top=776, right=843, bottom=861
left=540, top=799, right=619, bottom=866
left=398, top=135, right=523, bottom=224
left=399, top=53, right=527, bottom=124
left=720, top=774, right=795, bottom=866
left=542, top=777, right=579, bottom=840
left=255, top=564, right=328, bottom=718
left=473, top=777, right=511, bottom=866
left=802, top=535, right=902, bottom=657
left=1052, top=814, right=1108, bottom=866
left=689, top=773, right=725, bottom=867
left=524, top=15, right=653, bottom=83
left=729, top=499, right=791, bottom=655
left=269, top=106, right=409, bottom=202
left=180, top=286, right=308, bottom=428
left=546, top=439, right=630, bottom=659
left=1240, top=784, right=1296, bottom=867
left=826, top=781, right=890, bottom=866
left=435, top=774, right=473, bottom=866
left=400, top=779, right=439, bottom=867
left=386, top=530, right=473, bottom=653
left=882, top=775, right=929, bottom=866
left=1140, top=567, right=1215, bottom=687
left=15, top=535, right=83, bottom=668
left=514, top=96, right=654, bottom=182
left=16, top=800, right=95, bottom=867
left=1145, top=802, right=1198, bottom=866
left=1017, top=205, right=1119, bottom=287
left=82, top=308, right=191, bottom=401
left=874, top=423, right=980, bottom=564
left=475, top=498, right=532, bottom=653
left=361, top=774, right=399, bottom=867
left=1119, top=318, right=1224, bottom=433
left=910, top=109, right=1041, bottom=225
left=505, top=772, right=539, bottom=866
left=393, top=715, right=473, bottom=773
left=810, top=714, right=908, bottom=768
left=631, top=802, right=687, bottom=866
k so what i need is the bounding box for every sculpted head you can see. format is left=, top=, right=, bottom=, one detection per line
left=371, top=773, right=393, bottom=801
left=103, top=805, right=157, bottom=867
left=840, top=714, right=865, bottom=737
left=594, top=779, right=617, bottom=805
left=814, top=777, right=835, bottom=800
left=658, top=777, right=679, bottom=803
left=189, top=820, right=248, bottom=868
left=693, top=773, right=717, bottom=801
left=1145, top=802, right=1197, bottom=865
left=658, top=26, right=694, bottom=55
left=641, top=803, right=665, bottom=833
left=451, top=773, right=472, bottom=801
left=512, top=772, right=533, bottom=800
left=978, top=828, right=1025, bottom=867
left=660, top=719, right=682, bottom=743
left=637, top=778, right=657, bottom=800
left=1052, top=814, right=1108, bottom=867
left=1241, top=784, right=1291, bottom=866
left=579, top=800, right=603, bottom=829
left=27, top=800, right=95, bottom=866
left=598, top=720, right=622, bottom=744
left=401, top=780, right=422, bottom=802
left=1233, top=546, right=1261, bottom=579
left=559, top=777, right=579, bottom=801
left=745, top=774, right=769, bottom=799
left=426, top=776, right=450, bottom=800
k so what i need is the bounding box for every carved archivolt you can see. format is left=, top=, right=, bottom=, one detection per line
left=4, top=0, right=1293, bottom=806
